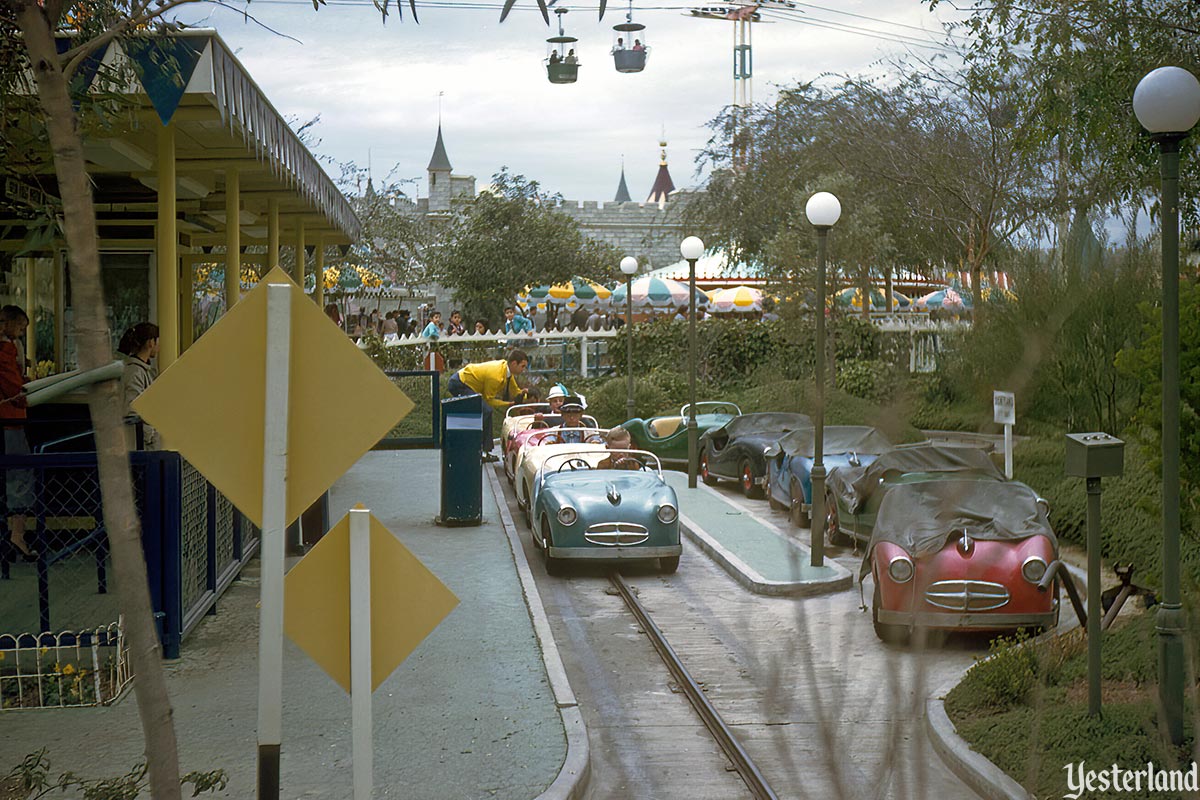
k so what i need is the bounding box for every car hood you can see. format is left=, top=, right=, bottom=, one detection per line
left=541, top=471, right=677, bottom=516
left=859, top=479, right=1057, bottom=577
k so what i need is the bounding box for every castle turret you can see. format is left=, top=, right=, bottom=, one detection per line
left=614, top=165, right=632, bottom=203
left=427, top=124, right=453, bottom=212
left=646, top=138, right=676, bottom=206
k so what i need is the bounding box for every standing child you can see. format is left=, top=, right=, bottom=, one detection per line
left=117, top=322, right=160, bottom=449
left=0, top=306, right=34, bottom=559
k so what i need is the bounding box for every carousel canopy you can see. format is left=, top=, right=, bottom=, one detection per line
left=611, top=275, right=710, bottom=309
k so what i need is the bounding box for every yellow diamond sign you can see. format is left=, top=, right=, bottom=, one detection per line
left=132, top=267, right=413, bottom=527
left=284, top=510, right=459, bottom=693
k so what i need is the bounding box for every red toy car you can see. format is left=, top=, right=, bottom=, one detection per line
left=865, top=479, right=1059, bottom=642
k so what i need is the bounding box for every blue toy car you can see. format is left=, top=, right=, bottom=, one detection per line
left=763, top=425, right=893, bottom=528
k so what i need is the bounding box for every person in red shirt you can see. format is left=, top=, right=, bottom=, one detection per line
left=0, top=305, right=34, bottom=559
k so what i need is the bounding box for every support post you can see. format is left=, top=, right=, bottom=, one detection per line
left=1086, top=476, right=1102, bottom=717
left=580, top=333, right=589, bottom=378
left=625, top=276, right=635, bottom=422
left=294, top=220, right=305, bottom=285
left=24, top=257, right=36, bottom=367
left=810, top=228, right=828, bottom=567
left=1155, top=135, right=1185, bottom=744
left=180, top=255, right=193, bottom=352
left=687, top=258, right=698, bottom=489
left=225, top=167, right=240, bottom=312
left=267, top=198, right=280, bottom=270
left=53, top=249, right=63, bottom=370
left=314, top=237, right=325, bottom=309
left=156, top=122, right=178, bottom=370
left=349, top=508, right=373, bottom=800
left=257, top=283, right=292, bottom=799
left=1004, top=423, right=1014, bottom=479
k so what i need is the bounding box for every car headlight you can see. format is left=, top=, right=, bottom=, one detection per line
left=887, top=556, right=914, bottom=583
left=657, top=504, right=678, bottom=524
left=557, top=506, right=578, bottom=526
left=1022, top=556, right=1048, bottom=584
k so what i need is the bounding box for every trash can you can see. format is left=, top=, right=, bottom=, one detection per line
left=438, top=394, right=483, bottom=526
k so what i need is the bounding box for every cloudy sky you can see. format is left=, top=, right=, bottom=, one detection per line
left=175, top=1, right=969, bottom=203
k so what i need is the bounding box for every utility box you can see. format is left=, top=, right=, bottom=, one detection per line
left=439, top=395, right=483, bottom=526
left=1065, top=432, right=1125, bottom=479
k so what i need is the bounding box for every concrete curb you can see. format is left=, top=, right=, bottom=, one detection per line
left=925, top=563, right=1088, bottom=800
left=678, top=481, right=853, bottom=596
left=485, top=465, right=590, bottom=800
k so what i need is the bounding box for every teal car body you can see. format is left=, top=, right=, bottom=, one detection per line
left=622, top=402, right=741, bottom=465
left=531, top=450, right=682, bottom=574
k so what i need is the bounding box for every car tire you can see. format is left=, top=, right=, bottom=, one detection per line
left=660, top=555, right=680, bottom=574
left=872, top=582, right=910, bottom=645
left=824, top=491, right=849, bottom=547
left=790, top=479, right=810, bottom=528
left=740, top=460, right=762, bottom=499
left=518, top=479, right=530, bottom=511
left=505, top=455, right=516, bottom=484
left=542, top=519, right=566, bottom=577
left=700, top=452, right=718, bottom=486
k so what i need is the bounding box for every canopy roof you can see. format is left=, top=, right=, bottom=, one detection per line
left=4, top=29, right=359, bottom=248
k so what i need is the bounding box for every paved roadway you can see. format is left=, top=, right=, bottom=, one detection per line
left=494, top=467, right=986, bottom=800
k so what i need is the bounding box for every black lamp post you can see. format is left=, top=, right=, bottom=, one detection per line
left=1133, top=65, right=1200, bottom=746
left=620, top=255, right=639, bottom=421
left=680, top=235, right=705, bottom=488
left=805, top=192, right=841, bottom=568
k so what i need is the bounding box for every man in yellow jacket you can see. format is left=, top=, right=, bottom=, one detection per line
left=448, top=348, right=533, bottom=461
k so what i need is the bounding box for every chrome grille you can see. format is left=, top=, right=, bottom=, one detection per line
left=585, top=522, right=649, bottom=546
left=925, top=580, right=1010, bottom=611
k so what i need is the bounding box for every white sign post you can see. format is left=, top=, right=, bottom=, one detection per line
left=349, top=508, right=373, bottom=800
left=259, top=284, right=292, bottom=799
left=993, top=390, right=1015, bottom=479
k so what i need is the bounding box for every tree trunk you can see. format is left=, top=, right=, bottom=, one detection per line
left=859, top=263, right=870, bottom=322
left=15, top=7, right=183, bottom=798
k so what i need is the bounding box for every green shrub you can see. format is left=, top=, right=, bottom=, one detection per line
left=582, top=376, right=671, bottom=426
left=960, top=630, right=1040, bottom=710
left=836, top=358, right=896, bottom=403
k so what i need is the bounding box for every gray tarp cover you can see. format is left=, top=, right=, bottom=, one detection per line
left=859, top=479, right=1057, bottom=578
left=828, top=443, right=1002, bottom=513
left=721, top=412, right=813, bottom=438
left=777, top=425, right=892, bottom=457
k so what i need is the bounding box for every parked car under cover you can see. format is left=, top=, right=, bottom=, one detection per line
left=824, top=442, right=1004, bottom=547
left=763, top=425, right=893, bottom=527
left=865, top=479, right=1059, bottom=642
left=698, top=412, right=813, bottom=497
left=531, top=449, right=682, bottom=575
left=622, top=402, right=741, bottom=466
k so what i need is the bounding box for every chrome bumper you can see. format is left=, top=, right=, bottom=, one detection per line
left=875, top=607, right=1058, bottom=629
left=548, top=545, right=682, bottom=560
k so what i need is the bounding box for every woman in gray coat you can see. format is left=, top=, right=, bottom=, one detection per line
left=118, top=322, right=160, bottom=448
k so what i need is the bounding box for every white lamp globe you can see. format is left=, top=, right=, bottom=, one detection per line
left=680, top=236, right=705, bottom=261
left=620, top=256, right=639, bottom=276
left=806, top=192, right=842, bottom=228
left=1134, top=67, right=1200, bottom=134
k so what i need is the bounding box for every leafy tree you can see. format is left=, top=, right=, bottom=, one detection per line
left=427, top=168, right=621, bottom=321
left=348, top=176, right=436, bottom=292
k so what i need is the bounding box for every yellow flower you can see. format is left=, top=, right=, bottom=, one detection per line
left=62, top=663, right=76, bottom=676
left=0, top=651, right=6, bottom=661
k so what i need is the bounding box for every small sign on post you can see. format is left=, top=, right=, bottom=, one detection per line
left=994, top=390, right=1015, bottom=479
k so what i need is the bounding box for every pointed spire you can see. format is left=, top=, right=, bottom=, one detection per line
left=647, top=136, right=675, bottom=204
left=614, top=163, right=632, bottom=203
left=428, top=124, right=452, bottom=172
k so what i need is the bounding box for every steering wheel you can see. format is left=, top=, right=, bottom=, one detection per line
left=530, top=419, right=551, bottom=430
left=556, top=458, right=592, bottom=472
left=611, top=456, right=648, bottom=471
left=584, top=433, right=606, bottom=444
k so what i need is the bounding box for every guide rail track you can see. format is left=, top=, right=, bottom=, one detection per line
left=608, top=570, right=779, bottom=800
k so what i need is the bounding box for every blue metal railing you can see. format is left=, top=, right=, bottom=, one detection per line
left=0, top=446, right=256, bottom=658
